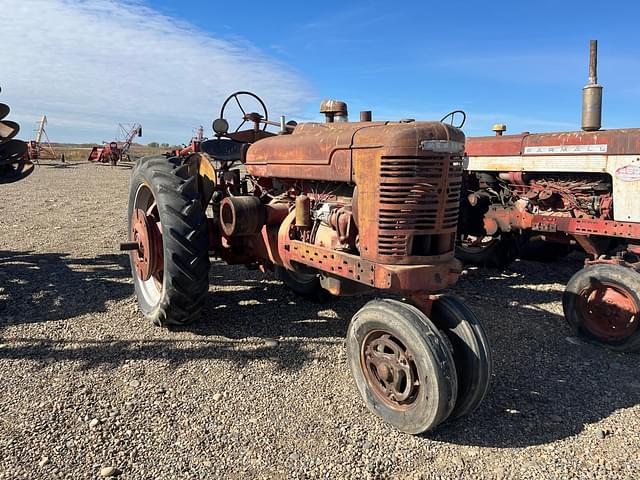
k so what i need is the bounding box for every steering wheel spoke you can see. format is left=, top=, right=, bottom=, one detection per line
left=219, top=91, right=269, bottom=133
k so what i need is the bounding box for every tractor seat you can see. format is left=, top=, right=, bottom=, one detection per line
left=200, top=139, right=243, bottom=163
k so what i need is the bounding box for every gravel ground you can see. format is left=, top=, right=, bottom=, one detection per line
left=0, top=161, right=639, bottom=480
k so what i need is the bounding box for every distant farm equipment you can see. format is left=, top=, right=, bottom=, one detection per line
left=0, top=87, right=34, bottom=184
left=172, top=125, right=206, bottom=157
left=88, top=123, right=142, bottom=165
left=26, top=115, right=59, bottom=162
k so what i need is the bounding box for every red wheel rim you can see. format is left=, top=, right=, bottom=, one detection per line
left=577, top=281, right=639, bottom=341
left=130, top=185, right=164, bottom=290
left=360, top=330, right=420, bottom=411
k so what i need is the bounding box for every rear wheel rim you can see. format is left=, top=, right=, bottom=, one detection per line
left=131, top=184, right=164, bottom=306
left=578, top=281, right=639, bottom=341
left=361, top=330, right=420, bottom=411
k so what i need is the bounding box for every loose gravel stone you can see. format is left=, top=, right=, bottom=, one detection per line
left=88, top=418, right=100, bottom=428
left=99, top=466, right=121, bottom=477
left=0, top=161, right=638, bottom=480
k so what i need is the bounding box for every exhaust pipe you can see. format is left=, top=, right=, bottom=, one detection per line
left=581, top=39, right=603, bottom=131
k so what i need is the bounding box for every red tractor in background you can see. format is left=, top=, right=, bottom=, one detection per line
left=88, top=123, right=142, bottom=165
left=458, top=41, right=640, bottom=352
left=122, top=92, right=492, bottom=434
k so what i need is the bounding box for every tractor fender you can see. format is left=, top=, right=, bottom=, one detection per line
left=185, top=152, right=217, bottom=209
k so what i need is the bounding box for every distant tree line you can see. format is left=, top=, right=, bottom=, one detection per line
left=147, top=142, right=179, bottom=149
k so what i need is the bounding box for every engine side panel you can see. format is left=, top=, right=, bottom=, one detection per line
left=465, top=128, right=640, bottom=223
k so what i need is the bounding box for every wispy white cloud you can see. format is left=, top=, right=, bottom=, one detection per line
left=2, top=0, right=314, bottom=143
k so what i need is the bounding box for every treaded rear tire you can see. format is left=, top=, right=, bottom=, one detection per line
left=128, top=155, right=210, bottom=327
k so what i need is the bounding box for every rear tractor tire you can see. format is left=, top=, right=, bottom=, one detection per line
left=275, top=266, right=331, bottom=301
left=127, top=155, right=210, bottom=327
left=346, top=299, right=458, bottom=434
left=563, top=263, right=640, bottom=352
left=456, top=234, right=521, bottom=269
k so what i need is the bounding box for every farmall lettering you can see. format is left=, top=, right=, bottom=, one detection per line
left=523, top=144, right=608, bottom=154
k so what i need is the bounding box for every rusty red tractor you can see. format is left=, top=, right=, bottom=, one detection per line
left=122, top=92, right=492, bottom=433
left=458, top=40, right=640, bottom=352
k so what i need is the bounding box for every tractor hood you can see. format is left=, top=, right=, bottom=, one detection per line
left=466, top=128, right=640, bottom=157
left=245, top=121, right=463, bottom=182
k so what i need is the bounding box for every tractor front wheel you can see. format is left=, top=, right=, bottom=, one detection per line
left=346, top=299, right=458, bottom=434
left=430, top=295, right=492, bottom=419
left=563, top=263, right=640, bottom=352
left=127, top=155, right=210, bottom=327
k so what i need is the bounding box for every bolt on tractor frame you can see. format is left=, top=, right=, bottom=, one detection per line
left=122, top=92, right=492, bottom=434
left=458, top=40, right=640, bottom=352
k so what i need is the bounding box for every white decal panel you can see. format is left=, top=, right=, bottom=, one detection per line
left=615, top=164, right=640, bottom=182
left=523, top=144, right=608, bottom=155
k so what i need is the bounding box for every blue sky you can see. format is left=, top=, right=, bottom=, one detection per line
left=4, top=0, right=640, bottom=143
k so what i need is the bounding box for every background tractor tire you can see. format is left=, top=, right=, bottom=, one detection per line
left=275, top=266, right=331, bottom=302
left=456, top=235, right=521, bottom=269
left=128, top=155, right=210, bottom=327
left=563, top=263, right=640, bottom=352
left=518, top=238, right=572, bottom=262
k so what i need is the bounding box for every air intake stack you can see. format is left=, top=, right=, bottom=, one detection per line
left=581, top=39, right=603, bottom=131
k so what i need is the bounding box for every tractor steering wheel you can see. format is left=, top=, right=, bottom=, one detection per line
left=219, top=91, right=269, bottom=133
left=440, top=110, right=466, bottom=129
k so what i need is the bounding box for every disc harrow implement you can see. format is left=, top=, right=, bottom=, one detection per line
left=0, top=88, right=33, bottom=184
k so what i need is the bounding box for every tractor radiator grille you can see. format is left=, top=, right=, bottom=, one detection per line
left=377, top=155, right=462, bottom=257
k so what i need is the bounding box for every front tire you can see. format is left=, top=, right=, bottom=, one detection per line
left=347, top=299, right=458, bottom=434
left=128, top=155, right=210, bottom=327
left=563, top=264, right=640, bottom=352
left=430, top=295, right=492, bottom=418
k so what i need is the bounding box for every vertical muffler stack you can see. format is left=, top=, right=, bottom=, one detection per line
left=582, top=40, right=603, bottom=131
left=0, top=86, right=33, bottom=184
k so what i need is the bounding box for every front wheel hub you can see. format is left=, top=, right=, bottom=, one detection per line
left=130, top=208, right=162, bottom=281
left=361, top=331, right=419, bottom=410
left=579, top=282, right=639, bottom=340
